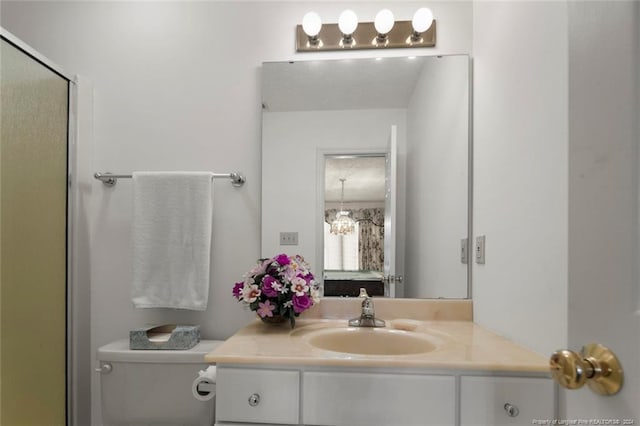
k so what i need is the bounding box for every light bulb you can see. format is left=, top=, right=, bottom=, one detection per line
left=338, top=9, right=358, bottom=35
left=412, top=7, right=433, bottom=33
left=374, top=9, right=395, bottom=35
left=302, top=11, right=322, bottom=37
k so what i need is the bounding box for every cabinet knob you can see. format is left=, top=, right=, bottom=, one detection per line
left=549, top=343, right=623, bottom=395
left=248, top=393, right=261, bottom=407
left=503, top=403, right=519, bottom=417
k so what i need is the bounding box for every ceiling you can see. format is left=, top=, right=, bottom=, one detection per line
left=324, top=156, right=386, bottom=203
left=262, top=57, right=426, bottom=112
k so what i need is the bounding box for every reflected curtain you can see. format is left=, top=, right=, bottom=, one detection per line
left=324, top=208, right=384, bottom=271
left=356, top=208, right=384, bottom=271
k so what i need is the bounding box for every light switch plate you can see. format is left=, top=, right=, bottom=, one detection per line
left=461, top=238, right=468, bottom=264
left=280, top=232, right=298, bottom=246
left=475, top=235, right=486, bottom=264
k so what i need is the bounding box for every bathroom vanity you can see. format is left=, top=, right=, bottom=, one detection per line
left=206, top=300, right=556, bottom=426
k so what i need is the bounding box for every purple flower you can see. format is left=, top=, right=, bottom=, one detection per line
left=284, top=267, right=297, bottom=282
left=257, top=300, right=276, bottom=318
left=274, top=253, right=290, bottom=266
left=292, top=294, right=313, bottom=313
left=262, top=275, right=279, bottom=298
left=303, top=273, right=315, bottom=286
left=232, top=282, right=244, bottom=299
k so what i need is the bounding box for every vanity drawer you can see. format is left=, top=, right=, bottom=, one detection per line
left=460, top=376, right=555, bottom=425
left=302, top=371, right=455, bottom=426
left=216, top=367, right=300, bottom=425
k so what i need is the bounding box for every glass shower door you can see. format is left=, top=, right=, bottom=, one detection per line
left=1, top=37, right=69, bottom=425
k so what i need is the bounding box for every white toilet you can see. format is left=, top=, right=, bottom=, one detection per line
left=97, top=339, right=223, bottom=426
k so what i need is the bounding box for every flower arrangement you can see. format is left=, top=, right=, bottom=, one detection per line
left=233, top=254, right=320, bottom=328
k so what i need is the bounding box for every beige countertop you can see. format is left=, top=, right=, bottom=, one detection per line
left=205, top=314, right=550, bottom=373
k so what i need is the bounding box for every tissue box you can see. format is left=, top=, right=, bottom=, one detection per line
left=129, top=324, right=200, bottom=350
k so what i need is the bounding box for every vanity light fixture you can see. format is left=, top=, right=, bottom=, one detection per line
left=330, top=178, right=356, bottom=236
left=410, top=7, right=434, bottom=43
left=338, top=9, right=358, bottom=46
left=374, top=9, right=395, bottom=45
left=302, top=11, right=323, bottom=47
left=296, top=8, right=436, bottom=52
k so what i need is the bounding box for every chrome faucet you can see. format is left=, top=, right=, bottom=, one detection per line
left=348, top=288, right=386, bottom=327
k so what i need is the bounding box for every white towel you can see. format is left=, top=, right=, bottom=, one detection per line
left=131, top=171, right=214, bottom=310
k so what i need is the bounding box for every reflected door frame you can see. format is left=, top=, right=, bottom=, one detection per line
left=316, top=147, right=391, bottom=298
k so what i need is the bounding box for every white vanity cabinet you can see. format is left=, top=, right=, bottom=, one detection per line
left=460, top=376, right=556, bottom=426
left=214, top=366, right=555, bottom=426
left=215, top=368, right=300, bottom=425
left=302, top=371, right=455, bottom=425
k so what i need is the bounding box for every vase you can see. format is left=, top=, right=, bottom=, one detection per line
left=259, top=314, right=287, bottom=324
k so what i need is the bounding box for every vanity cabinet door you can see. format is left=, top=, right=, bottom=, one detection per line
left=460, top=376, right=555, bottom=426
left=215, top=367, right=300, bottom=425
left=302, top=371, right=456, bottom=426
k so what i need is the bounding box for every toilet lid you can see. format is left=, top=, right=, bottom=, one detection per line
left=97, top=339, right=223, bottom=363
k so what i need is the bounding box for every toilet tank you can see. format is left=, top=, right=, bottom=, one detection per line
left=97, top=339, right=223, bottom=426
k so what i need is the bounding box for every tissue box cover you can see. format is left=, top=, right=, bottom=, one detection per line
left=129, top=324, right=201, bottom=350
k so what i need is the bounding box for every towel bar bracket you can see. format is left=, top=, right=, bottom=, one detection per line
left=228, top=172, right=246, bottom=187
left=94, top=172, right=246, bottom=188
left=94, top=173, right=119, bottom=187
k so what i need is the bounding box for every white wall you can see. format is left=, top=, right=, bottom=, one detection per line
left=472, top=1, right=569, bottom=355
left=262, top=108, right=407, bottom=276
left=405, top=55, right=469, bottom=298
left=0, top=2, right=472, bottom=424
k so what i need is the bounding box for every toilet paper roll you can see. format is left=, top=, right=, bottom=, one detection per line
left=191, top=366, right=217, bottom=402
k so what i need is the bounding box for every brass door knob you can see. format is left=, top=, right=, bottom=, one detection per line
left=549, top=343, right=623, bottom=395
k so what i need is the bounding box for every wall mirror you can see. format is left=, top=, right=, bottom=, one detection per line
left=261, top=55, right=470, bottom=299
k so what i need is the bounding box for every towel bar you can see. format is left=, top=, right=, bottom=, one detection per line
left=94, top=172, right=245, bottom=187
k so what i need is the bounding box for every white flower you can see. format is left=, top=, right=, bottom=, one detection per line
left=271, top=280, right=283, bottom=292
left=291, top=277, right=309, bottom=296
left=242, top=284, right=261, bottom=303
left=310, top=287, right=321, bottom=304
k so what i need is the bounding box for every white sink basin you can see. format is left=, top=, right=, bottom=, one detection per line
left=303, top=327, right=438, bottom=356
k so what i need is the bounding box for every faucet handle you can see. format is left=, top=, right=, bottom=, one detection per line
left=349, top=287, right=385, bottom=327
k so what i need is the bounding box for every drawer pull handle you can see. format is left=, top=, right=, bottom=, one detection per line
left=504, top=403, right=519, bottom=417
left=248, top=393, right=261, bottom=407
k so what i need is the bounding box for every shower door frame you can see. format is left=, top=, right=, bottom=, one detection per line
left=1, top=27, right=85, bottom=426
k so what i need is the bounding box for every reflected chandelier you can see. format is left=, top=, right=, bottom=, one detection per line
left=330, top=178, right=356, bottom=236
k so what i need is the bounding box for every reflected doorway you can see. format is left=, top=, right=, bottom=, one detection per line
left=323, top=155, right=386, bottom=297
